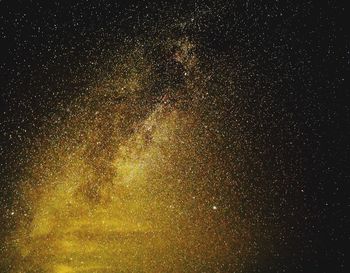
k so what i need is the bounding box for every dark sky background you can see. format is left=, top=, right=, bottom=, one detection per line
left=0, top=1, right=349, bottom=272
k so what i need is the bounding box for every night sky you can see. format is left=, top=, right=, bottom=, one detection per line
left=0, top=1, right=348, bottom=272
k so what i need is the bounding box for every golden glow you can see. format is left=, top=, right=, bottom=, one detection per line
left=7, top=39, right=252, bottom=272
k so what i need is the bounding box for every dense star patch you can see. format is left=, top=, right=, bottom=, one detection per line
left=0, top=1, right=348, bottom=273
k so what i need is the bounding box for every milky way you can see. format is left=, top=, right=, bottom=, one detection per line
left=0, top=1, right=348, bottom=273
left=3, top=33, right=267, bottom=272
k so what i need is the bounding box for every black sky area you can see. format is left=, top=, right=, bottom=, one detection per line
left=0, top=1, right=349, bottom=272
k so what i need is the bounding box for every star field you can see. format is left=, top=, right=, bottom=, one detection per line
left=0, top=1, right=348, bottom=273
